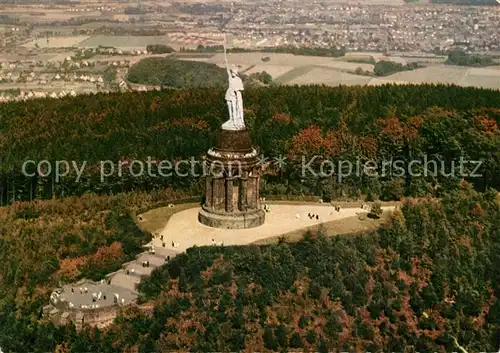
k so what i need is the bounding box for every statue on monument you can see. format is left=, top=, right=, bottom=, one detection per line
left=199, top=33, right=265, bottom=230
left=221, top=33, right=245, bottom=131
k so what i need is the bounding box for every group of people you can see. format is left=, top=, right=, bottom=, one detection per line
left=328, top=205, right=342, bottom=215
left=74, top=287, right=88, bottom=294
left=308, top=213, right=320, bottom=220
left=153, top=232, right=179, bottom=248
left=68, top=288, right=108, bottom=304
left=91, top=291, right=106, bottom=302
left=114, top=293, right=126, bottom=305
left=211, top=238, right=224, bottom=246
left=160, top=240, right=179, bottom=248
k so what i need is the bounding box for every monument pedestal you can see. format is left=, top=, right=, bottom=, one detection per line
left=199, top=129, right=265, bottom=229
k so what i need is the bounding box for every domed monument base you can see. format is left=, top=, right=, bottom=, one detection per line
left=198, top=129, right=265, bottom=229
left=198, top=208, right=265, bottom=229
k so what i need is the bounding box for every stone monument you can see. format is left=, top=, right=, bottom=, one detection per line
left=198, top=34, right=265, bottom=229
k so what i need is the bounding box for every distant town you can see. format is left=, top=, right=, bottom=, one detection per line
left=1, top=0, right=499, bottom=102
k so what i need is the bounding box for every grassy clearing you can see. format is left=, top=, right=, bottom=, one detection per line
left=253, top=209, right=393, bottom=245
left=341, top=55, right=376, bottom=64
left=273, top=65, right=315, bottom=84
left=266, top=200, right=400, bottom=207
left=136, top=202, right=199, bottom=233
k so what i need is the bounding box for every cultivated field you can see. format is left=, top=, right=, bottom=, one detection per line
left=273, top=66, right=316, bottom=84
left=383, top=65, right=500, bottom=90
left=180, top=52, right=376, bottom=83
left=176, top=52, right=500, bottom=90
left=22, top=36, right=91, bottom=49
left=287, top=68, right=372, bottom=86
left=2, top=7, right=103, bottom=23
left=198, top=52, right=375, bottom=72
left=0, top=82, right=96, bottom=93
left=79, top=35, right=172, bottom=50
left=244, top=64, right=296, bottom=79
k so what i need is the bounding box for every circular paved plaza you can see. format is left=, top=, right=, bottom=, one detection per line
left=152, top=204, right=394, bottom=252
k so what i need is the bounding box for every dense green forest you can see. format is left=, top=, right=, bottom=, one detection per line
left=0, top=83, right=499, bottom=351
left=0, top=188, right=195, bottom=352
left=374, top=61, right=422, bottom=76
left=146, top=44, right=175, bottom=54
left=0, top=84, right=498, bottom=206
left=126, top=57, right=269, bottom=88
left=179, top=44, right=347, bottom=58
left=126, top=57, right=228, bottom=87
left=0, top=186, right=498, bottom=352
left=260, top=45, right=346, bottom=58
left=0, top=188, right=191, bottom=307
left=446, top=49, right=495, bottom=67
left=249, top=70, right=273, bottom=84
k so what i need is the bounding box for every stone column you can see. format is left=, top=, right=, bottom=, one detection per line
left=254, top=168, right=260, bottom=209
left=205, top=176, right=212, bottom=209
left=239, top=172, right=248, bottom=211
left=213, top=177, right=224, bottom=211
left=245, top=169, right=255, bottom=210
left=225, top=176, right=234, bottom=213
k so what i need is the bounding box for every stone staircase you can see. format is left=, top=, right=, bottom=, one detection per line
left=44, top=245, right=183, bottom=328
left=105, top=246, right=180, bottom=293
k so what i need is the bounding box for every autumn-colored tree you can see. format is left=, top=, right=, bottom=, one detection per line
left=287, top=125, right=340, bottom=160
left=473, top=115, right=498, bottom=135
